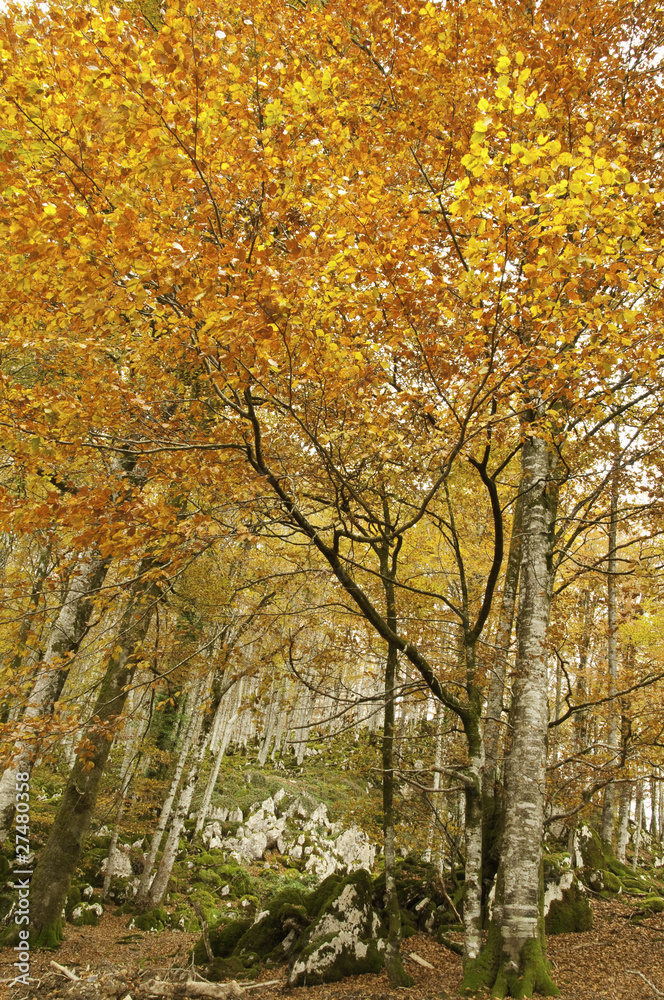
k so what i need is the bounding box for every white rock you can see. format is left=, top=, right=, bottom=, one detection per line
left=100, top=845, right=133, bottom=879
left=221, top=885, right=230, bottom=896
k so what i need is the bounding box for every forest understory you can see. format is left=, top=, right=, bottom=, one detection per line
left=2, top=899, right=663, bottom=1000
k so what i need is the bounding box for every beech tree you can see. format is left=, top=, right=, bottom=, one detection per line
left=2, top=0, right=664, bottom=995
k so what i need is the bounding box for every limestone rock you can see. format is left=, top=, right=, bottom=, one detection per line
left=100, top=844, right=133, bottom=879
left=287, top=870, right=385, bottom=987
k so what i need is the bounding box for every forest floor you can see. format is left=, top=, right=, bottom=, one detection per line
left=1, top=897, right=663, bottom=1000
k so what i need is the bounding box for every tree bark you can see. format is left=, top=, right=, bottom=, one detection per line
left=463, top=434, right=559, bottom=997
left=28, top=563, right=159, bottom=947
left=194, top=678, right=243, bottom=836
left=0, top=549, right=110, bottom=842
left=379, top=547, right=413, bottom=989
left=616, top=780, right=632, bottom=863
left=601, top=441, right=619, bottom=845
left=632, top=780, right=643, bottom=871
left=134, top=673, right=206, bottom=907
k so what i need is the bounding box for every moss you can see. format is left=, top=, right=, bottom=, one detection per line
left=70, top=903, right=102, bottom=927
left=492, top=937, right=559, bottom=999
left=305, top=873, right=343, bottom=919
left=545, top=883, right=593, bottom=935
left=399, top=908, right=417, bottom=938
left=193, top=918, right=252, bottom=964
left=638, top=896, right=664, bottom=916
left=65, top=885, right=82, bottom=918
left=130, top=906, right=169, bottom=931
left=292, top=931, right=384, bottom=986
left=460, top=921, right=502, bottom=995
left=34, top=918, right=64, bottom=950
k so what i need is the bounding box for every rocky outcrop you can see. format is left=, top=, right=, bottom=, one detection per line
left=193, top=859, right=454, bottom=985
left=201, top=791, right=375, bottom=875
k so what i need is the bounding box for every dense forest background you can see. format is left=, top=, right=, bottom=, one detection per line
left=2, top=0, right=664, bottom=997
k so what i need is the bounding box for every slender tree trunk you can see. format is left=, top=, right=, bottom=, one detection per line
left=601, top=443, right=619, bottom=845
left=146, top=674, right=222, bottom=909
left=464, top=434, right=559, bottom=997
left=379, top=546, right=413, bottom=989
left=1, top=536, right=53, bottom=723
left=194, top=678, right=243, bottom=836
left=632, top=780, right=643, bottom=871
left=28, top=564, right=159, bottom=947
left=424, top=701, right=444, bottom=863
left=482, top=493, right=523, bottom=904
left=134, top=673, right=206, bottom=907
left=102, top=702, right=143, bottom=900
left=0, top=550, right=110, bottom=843
left=650, top=775, right=659, bottom=841
left=616, top=781, right=632, bottom=863
left=483, top=492, right=523, bottom=800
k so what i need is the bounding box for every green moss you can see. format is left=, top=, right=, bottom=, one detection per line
left=292, top=930, right=384, bottom=986
left=460, top=921, right=502, bottom=995
left=70, top=903, right=102, bottom=927
left=305, top=873, right=343, bottom=919
left=399, top=908, right=417, bottom=938
left=130, top=907, right=169, bottom=931
left=492, top=937, right=559, bottom=999
left=193, top=918, right=252, bottom=964
left=34, top=918, right=64, bottom=950
left=545, top=883, right=593, bottom=935
left=65, top=885, right=82, bottom=918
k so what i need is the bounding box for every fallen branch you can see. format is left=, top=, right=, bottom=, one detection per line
left=241, top=981, right=281, bottom=990
left=626, top=970, right=664, bottom=997
left=437, top=936, right=463, bottom=957
left=408, top=952, right=435, bottom=970
left=50, top=960, right=80, bottom=981
left=139, top=980, right=244, bottom=999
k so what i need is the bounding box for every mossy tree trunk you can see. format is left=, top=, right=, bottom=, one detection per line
left=379, top=544, right=414, bottom=989
left=28, top=564, right=160, bottom=948
left=462, top=434, right=560, bottom=998
left=0, top=549, right=110, bottom=843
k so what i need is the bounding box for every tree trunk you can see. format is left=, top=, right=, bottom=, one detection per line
left=0, top=536, right=53, bottom=723
left=102, top=699, right=144, bottom=900
left=0, top=549, right=110, bottom=842
left=28, top=564, right=159, bottom=948
left=616, top=781, right=632, bottom=863
left=194, top=678, right=243, bottom=836
left=134, top=673, right=206, bottom=907
left=146, top=673, right=220, bottom=909
left=482, top=492, right=523, bottom=905
left=463, top=434, right=559, bottom=997
left=379, top=547, right=413, bottom=989
left=601, top=444, right=619, bottom=845
left=650, top=775, right=659, bottom=841
left=632, top=780, right=643, bottom=871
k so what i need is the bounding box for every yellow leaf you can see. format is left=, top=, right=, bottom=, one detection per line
left=535, top=103, right=550, bottom=120
left=496, top=55, right=511, bottom=73
left=43, top=204, right=56, bottom=216
left=478, top=97, right=490, bottom=111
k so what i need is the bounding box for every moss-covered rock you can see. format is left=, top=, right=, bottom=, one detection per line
left=545, top=881, right=593, bottom=935
left=69, top=902, right=103, bottom=927
left=129, top=906, right=169, bottom=932
left=287, top=869, right=385, bottom=987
